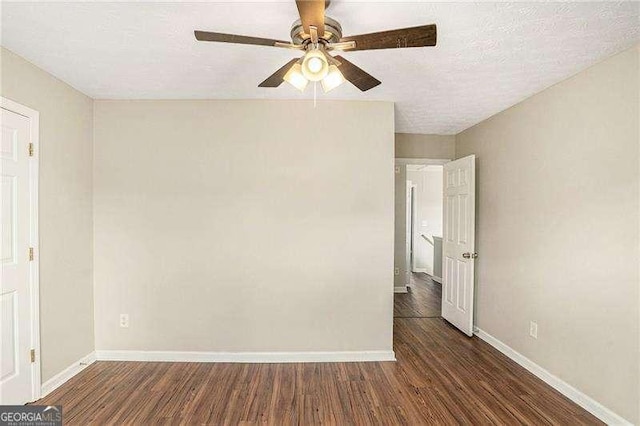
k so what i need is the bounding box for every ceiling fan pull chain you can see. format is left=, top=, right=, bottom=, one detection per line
left=314, top=82, right=317, bottom=108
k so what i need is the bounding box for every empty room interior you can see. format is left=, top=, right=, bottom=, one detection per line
left=0, top=1, right=639, bottom=424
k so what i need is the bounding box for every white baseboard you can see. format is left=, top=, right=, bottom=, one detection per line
left=431, top=276, right=442, bottom=283
left=474, top=328, right=631, bottom=425
left=41, top=351, right=96, bottom=398
left=95, top=350, right=396, bottom=363
left=412, top=268, right=428, bottom=273
left=394, top=286, right=408, bottom=293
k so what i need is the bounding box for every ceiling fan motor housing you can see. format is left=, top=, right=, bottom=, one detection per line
left=290, top=16, right=343, bottom=45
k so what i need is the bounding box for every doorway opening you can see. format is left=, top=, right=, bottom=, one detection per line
left=394, top=159, right=445, bottom=319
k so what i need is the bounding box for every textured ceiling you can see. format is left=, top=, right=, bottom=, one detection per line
left=1, top=1, right=638, bottom=134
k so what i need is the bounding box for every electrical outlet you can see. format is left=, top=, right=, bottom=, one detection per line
left=119, top=314, right=130, bottom=328
left=394, top=267, right=400, bottom=275
left=529, top=321, right=538, bottom=339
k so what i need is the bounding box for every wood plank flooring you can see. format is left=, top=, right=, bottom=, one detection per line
left=394, top=273, right=442, bottom=318
left=36, top=317, right=601, bottom=424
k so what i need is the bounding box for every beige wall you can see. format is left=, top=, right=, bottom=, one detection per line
left=0, top=48, right=95, bottom=381
left=395, top=133, right=455, bottom=159
left=456, top=45, right=639, bottom=423
left=93, top=100, right=395, bottom=354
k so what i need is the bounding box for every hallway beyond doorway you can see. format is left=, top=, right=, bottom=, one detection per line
left=394, top=273, right=441, bottom=318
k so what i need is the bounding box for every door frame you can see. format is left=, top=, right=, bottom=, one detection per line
left=409, top=184, right=418, bottom=272
left=2, top=96, right=41, bottom=401
left=395, top=158, right=450, bottom=166
left=405, top=181, right=417, bottom=283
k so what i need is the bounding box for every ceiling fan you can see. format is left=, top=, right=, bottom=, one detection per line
left=194, top=0, right=437, bottom=93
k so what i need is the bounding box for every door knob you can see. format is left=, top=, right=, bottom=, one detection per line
left=463, top=252, right=478, bottom=259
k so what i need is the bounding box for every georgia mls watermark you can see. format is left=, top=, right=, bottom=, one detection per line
left=0, top=406, right=62, bottom=426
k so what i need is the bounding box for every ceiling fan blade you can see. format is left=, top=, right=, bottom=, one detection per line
left=339, top=24, right=436, bottom=51
left=333, top=55, right=381, bottom=92
left=295, top=0, right=325, bottom=36
left=325, top=41, right=356, bottom=51
left=258, top=58, right=300, bottom=88
left=194, top=30, right=290, bottom=47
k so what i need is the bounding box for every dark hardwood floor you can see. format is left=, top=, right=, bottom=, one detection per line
left=36, top=317, right=601, bottom=424
left=394, top=272, right=442, bottom=318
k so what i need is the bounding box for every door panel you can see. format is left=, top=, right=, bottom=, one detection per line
left=0, top=107, right=34, bottom=404
left=444, top=257, right=454, bottom=304
left=458, top=194, right=468, bottom=243
left=1, top=176, right=16, bottom=263
left=1, top=291, right=18, bottom=382
left=441, top=155, right=476, bottom=336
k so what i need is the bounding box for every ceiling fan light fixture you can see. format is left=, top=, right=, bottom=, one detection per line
left=283, top=62, right=309, bottom=91
left=321, top=64, right=345, bottom=93
left=301, top=49, right=329, bottom=82
left=307, top=56, right=323, bottom=73
left=195, top=2, right=437, bottom=94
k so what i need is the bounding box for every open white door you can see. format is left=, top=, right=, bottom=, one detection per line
left=441, top=155, right=476, bottom=336
left=1, top=104, right=39, bottom=404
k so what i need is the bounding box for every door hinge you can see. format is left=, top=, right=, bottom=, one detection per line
left=28, top=143, right=34, bottom=157
left=28, top=247, right=34, bottom=261
left=30, top=349, right=35, bottom=363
